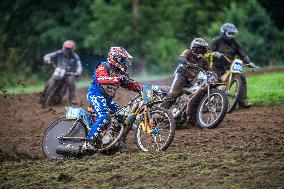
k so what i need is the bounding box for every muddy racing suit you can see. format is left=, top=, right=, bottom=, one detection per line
left=43, top=50, right=82, bottom=103
left=86, top=61, right=141, bottom=146
left=210, top=36, right=251, bottom=105
left=161, top=49, right=210, bottom=108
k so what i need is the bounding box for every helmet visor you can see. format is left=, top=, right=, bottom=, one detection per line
left=225, top=30, right=238, bottom=38
left=124, top=57, right=133, bottom=67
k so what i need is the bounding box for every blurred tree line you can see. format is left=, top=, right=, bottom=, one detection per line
left=0, top=0, right=283, bottom=87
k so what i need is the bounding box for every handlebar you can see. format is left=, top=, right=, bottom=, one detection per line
left=220, top=53, right=259, bottom=69
left=66, top=72, right=79, bottom=76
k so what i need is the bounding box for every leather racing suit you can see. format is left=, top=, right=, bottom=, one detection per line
left=210, top=36, right=251, bottom=104
left=162, top=49, right=210, bottom=108
left=43, top=50, right=82, bottom=103
left=86, top=61, right=141, bottom=143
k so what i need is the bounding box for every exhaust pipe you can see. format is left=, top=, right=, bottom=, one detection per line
left=56, top=144, right=82, bottom=155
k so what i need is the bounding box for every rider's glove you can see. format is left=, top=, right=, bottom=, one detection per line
left=247, top=62, right=257, bottom=68
left=43, top=55, right=51, bottom=64
left=213, top=51, right=223, bottom=59
left=120, top=75, right=130, bottom=84
left=74, top=72, right=80, bottom=78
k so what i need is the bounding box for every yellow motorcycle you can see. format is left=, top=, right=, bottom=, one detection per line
left=209, top=54, right=258, bottom=113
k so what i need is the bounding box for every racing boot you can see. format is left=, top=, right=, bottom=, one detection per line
left=118, top=137, right=126, bottom=152
left=239, top=100, right=251, bottom=108
left=82, top=141, right=96, bottom=151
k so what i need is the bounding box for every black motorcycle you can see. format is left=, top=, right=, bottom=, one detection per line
left=153, top=66, right=228, bottom=129
left=40, top=63, right=78, bottom=108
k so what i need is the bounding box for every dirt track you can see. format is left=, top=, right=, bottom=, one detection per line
left=0, top=72, right=284, bottom=188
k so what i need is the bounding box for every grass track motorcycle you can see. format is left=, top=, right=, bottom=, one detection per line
left=42, top=84, right=176, bottom=159
left=153, top=65, right=228, bottom=129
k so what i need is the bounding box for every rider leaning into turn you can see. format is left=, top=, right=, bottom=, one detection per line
left=84, top=47, right=141, bottom=151
left=161, top=38, right=215, bottom=109
left=210, top=23, right=256, bottom=108
left=42, top=40, right=82, bottom=104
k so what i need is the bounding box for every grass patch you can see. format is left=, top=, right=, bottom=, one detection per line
left=2, top=74, right=170, bottom=94
left=247, top=72, right=284, bottom=106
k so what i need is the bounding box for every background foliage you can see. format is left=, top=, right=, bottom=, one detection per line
left=0, top=0, right=283, bottom=87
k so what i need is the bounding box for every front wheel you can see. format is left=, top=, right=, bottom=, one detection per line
left=41, top=81, right=57, bottom=108
left=196, top=89, right=228, bottom=129
left=227, top=76, right=242, bottom=113
left=135, top=107, right=176, bottom=152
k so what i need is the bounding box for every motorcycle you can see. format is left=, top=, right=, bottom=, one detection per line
left=153, top=65, right=228, bottom=129
left=42, top=84, right=176, bottom=160
left=217, top=55, right=259, bottom=113
left=40, top=62, right=78, bottom=108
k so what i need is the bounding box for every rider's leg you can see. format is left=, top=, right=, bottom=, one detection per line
left=66, top=75, right=76, bottom=104
left=106, top=97, right=127, bottom=150
left=84, top=95, right=110, bottom=149
left=239, top=74, right=251, bottom=108
left=161, top=74, right=187, bottom=109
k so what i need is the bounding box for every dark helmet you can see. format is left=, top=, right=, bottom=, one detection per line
left=190, top=38, right=209, bottom=54
left=220, top=23, right=238, bottom=40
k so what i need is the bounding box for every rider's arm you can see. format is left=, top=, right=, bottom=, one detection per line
left=95, top=64, right=120, bottom=84
left=235, top=41, right=251, bottom=65
left=120, top=79, right=142, bottom=93
left=210, top=37, right=219, bottom=51
left=75, top=55, right=83, bottom=75
left=43, top=50, right=61, bottom=64
left=179, top=49, right=196, bottom=67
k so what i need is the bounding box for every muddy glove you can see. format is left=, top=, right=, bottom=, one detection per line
left=74, top=72, right=80, bottom=79
left=247, top=62, right=257, bottom=68
left=120, top=75, right=130, bottom=84
left=43, top=54, right=51, bottom=64
left=213, top=51, right=223, bottom=59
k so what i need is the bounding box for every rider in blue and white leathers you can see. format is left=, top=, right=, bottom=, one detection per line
left=83, top=47, right=141, bottom=151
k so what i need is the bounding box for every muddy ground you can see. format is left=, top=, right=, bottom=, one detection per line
left=0, top=72, right=284, bottom=188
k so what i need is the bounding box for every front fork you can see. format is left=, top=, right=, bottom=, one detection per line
left=140, top=105, right=156, bottom=134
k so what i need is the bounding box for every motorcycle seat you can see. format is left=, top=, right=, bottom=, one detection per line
left=153, top=85, right=170, bottom=93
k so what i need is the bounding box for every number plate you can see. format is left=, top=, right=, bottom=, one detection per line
left=142, top=85, right=154, bottom=104
left=53, top=67, right=66, bottom=78
left=231, top=59, right=243, bottom=73
left=197, top=71, right=207, bottom=80
left=66, top=107, right=81, bottom=119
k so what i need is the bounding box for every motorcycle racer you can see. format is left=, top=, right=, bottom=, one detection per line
left=161, top=38, right=214, bottom=108
left=42, top=40, right=82, bottom=104
left=84, top=47, right=141, bottom=151
left=210, top=23, right=256, bottom=108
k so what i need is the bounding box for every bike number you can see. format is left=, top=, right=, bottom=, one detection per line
left=66, top=107, right=80, bottom=119
left=53, top=67, right=66, bottom=78
left=197, top=71, right=207, bottom=80
left=231, top=60, right=243, bottom=73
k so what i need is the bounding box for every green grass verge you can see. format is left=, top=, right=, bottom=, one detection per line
left=247, top=72, right=284, bottom=106
left=2, top=74, right=171, bottom=95
left=2, top=71, right=284, bottom=107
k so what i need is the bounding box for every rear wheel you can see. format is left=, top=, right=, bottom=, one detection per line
left=42, top=118, right=87, bottom=160
left=196, top=89, right=228, bottom=129
left=171, top=95, right=187, bottom=128
left=135, top=107, right=175, bottom=152
left=96, top=119, right=124, bottom=153
left=227, top=76, right=242, bottom=113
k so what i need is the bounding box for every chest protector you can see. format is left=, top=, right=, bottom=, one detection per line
left=100, top=68, right=120, bottom=98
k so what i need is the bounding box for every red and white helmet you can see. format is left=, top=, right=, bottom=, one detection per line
left=63, top=40, right=76, bottom=50
left=108, top=47, right=133, bottom=71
